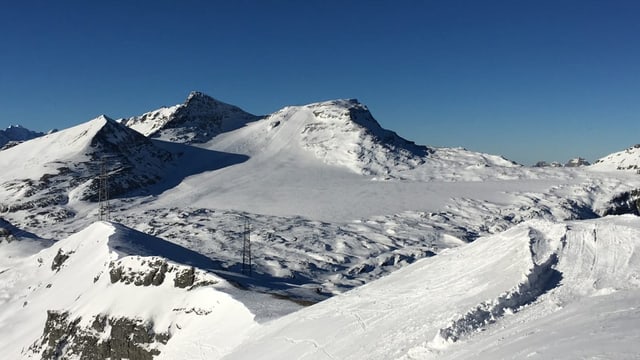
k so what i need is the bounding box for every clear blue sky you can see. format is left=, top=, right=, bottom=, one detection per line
left=1, top=0, right=639, bottom=165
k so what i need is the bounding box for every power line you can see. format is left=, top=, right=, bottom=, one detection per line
left=98, top=157, right=110, bottom=221
left=241, top=218, right=252, bottom=276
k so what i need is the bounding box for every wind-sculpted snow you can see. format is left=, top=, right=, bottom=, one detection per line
left=222, top=218, right=640, bottom=360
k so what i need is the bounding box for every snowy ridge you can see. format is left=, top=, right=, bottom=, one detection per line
left=121, top=91, right=260, bottom=143
left=591, top=143, right=640, bottom=171
left=0, top=115, right=173, bottom=219
left=432, top=225, right=565, bottom=345
left=0, top=222, right=259, bottom=359
left=294, top=99, right=430, bottom=175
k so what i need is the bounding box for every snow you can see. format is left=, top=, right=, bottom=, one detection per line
left=221, top=217, right=640, bottom=360
left=0, top=116, right=105, bottom=183
left=0, top=222, right=298, bottom=359
left=1, top=93, right=640, bottom=358
left=591, top=144, right=640, bottom=171
left=121, top=91, right=260, bottom=143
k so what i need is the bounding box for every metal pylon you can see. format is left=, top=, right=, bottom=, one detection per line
left=98, top=158, right=110, bottom=221
left=241, top=219, right=252, bottom=276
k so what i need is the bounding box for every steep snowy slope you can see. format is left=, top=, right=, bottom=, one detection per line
left=121, top=91, right=261, bottom=143
left=222, top=216, right=640, bottom=360
left=0, top=221, right=298, bottom=359
left=591, top=143, right=640, bottom=171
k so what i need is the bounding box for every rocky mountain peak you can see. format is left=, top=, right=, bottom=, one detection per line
left=121, top=91, right=260, bottom=143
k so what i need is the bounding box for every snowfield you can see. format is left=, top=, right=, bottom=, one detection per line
left=1, top=92, right=640, bottom=358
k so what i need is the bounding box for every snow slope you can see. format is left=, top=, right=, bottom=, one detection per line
left=222, top=216, right=640, bottom=360
left=0, top=115, right=175, bottom=214
left=0, top=221, right=300, bottom=359
left=204, top=98, right=517, bottom=178
left=591, top=143, right=640, bottom=171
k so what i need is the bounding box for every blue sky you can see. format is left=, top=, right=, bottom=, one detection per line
left=1, top=0, right=639, bottom=165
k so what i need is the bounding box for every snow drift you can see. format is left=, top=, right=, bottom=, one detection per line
left=222, top=217, right=640, bottom=360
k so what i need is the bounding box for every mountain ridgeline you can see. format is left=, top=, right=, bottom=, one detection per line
left=120, top=91, right=261, bottom=143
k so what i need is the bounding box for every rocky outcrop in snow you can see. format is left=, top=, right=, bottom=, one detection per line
left=564, top=157, right=590, bottom=167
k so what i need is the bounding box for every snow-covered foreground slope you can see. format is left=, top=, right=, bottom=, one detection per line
left=0, top=221, right=299, bottom=359
left=222, top=216, right=640, bottom=360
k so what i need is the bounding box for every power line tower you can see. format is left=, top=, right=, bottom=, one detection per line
left=241, top=218, right=252, bottom=276
left=98, top=157, right=110, bottom=221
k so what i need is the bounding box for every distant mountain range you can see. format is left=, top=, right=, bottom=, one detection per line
left=0, top=125, right=47, bottom=150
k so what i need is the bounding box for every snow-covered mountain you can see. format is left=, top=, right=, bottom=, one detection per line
left=120, top=91, right=261, bottom=143
left=1, top=92, right=640, bottom=359
left=121, top=93, right=518, bottom=178
left=591, top=144, right=640, bottom=171
left=0, top=125, right=45, bottom=150
left=0, top=115, right=175, bottom=223
left=203, top=97, right=518, bottom=178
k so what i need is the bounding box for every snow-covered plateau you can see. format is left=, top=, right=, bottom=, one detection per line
left=1, top=92, right=640, bottom=359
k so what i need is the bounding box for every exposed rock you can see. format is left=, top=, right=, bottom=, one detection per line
left=565, top=157, right=590, bottom=167
left=600, top=189, right=640, bottom=216
left=109, top=258, right=170, bottom=286
left=31, top=311, right=169, bottom=360
left=174, top=267, right=196, bottom=288
left=51, top=249, right=72, bottom=272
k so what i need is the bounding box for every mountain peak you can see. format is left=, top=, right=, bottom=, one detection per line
left=122, top=91, right=260, bottom=143
left=91, top=114, right=115, bottom=124
left=186, top=90, right=212, bottom=102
